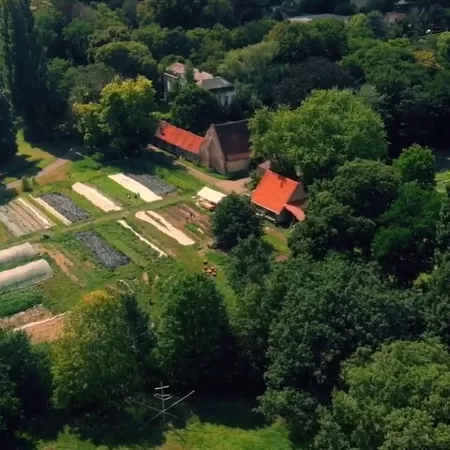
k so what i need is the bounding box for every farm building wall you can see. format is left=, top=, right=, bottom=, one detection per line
left=199, top=128, right=226, bottom=174
left=154, top=139, right=199, bottom=162
left=225, top=158, right=250, bottom=174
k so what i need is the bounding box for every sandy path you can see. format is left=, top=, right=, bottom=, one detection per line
left=18, top=197, right=53, bottom=228
left=135, top=211, right=195, bottom=246
left=117, top=220, right=167, bottom=257
left=108, top=173, right=162, bottom=203
left=32, top=196, right=71, bottom=225
left=72, top=182, right=122, bottom=213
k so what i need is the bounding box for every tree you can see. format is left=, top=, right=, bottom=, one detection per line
left=34, top=6, right=64, bottom=58
left=314, top=340, right=450, bottom=450
left=0, top=0, right=51, bottom=136
left=170, top=85, right=223, bottom=134
left=250, top=90, right=388, bottom=184
left=394, top=144, right=436, bottom=187
left=260, top=255, right=424, bottom=436
left=155, top=273, right=236, bottom=390
left=94, top=41, right=157, bottom=81
left=212, top=193, right=262, bottom=250
left=52, top=290, right=153, bottom=411
left=437, top=31, right=450, bottom=64
left=268, top=19, right=347, bottom=64
left=273, top=57, right=355, bottom=107
left=0, top=329, right=51, bottom=442
left=69, top=63, right=116, bottom=104
left=288, top=192, right=376, bottom=259
left=436, top=186, right=450, bottom=258
left=330, top=159, right=401, bottom=219
left=73, top=76, right=158, bottom=156
left=0, top=85, right=17, bottom=163
left=62, top=19, right=95, bottom=65
left=226, top=235, right=273, bottom=292
left=201, top=0, right=235, bottom=27
left=372, top=182, right=441, bottom=283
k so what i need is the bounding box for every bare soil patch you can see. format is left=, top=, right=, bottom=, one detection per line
left=0, top=305, right=66, bottom=344
left=162, top=203, right=211, bottom=236
left=136, top=211, right=195, bottom=246
left=35, top=243, right=78, bottom=282
left=72, top=182, right=121, bottom=213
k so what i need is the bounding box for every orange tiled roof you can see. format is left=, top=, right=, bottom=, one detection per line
left=251, top=170, right=301, bottom=214
left=155, top=121, right=204, bottom=155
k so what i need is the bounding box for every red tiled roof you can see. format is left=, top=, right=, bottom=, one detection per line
left=165, top=62, right=214, bottom=82
left=251, top=170, right=301, bottom=214
left=155, top=121, right=204, bottom=155
left=284, top=203, right=306, bottom=221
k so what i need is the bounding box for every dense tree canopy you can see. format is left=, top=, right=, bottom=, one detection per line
left=314, top=340, right=450, bottom=450
left=212, top=193, right=262, bottom=250
left=155, top=274, right=236, bottom=390
left=74, top=75, right=158, bottom=156
left=250, top=89, right=387, bottom=184
left=170, top=84, right=224, bottom=134
left=394, top=144, right=436, bottom=187
left=52, top=290, right=153, bottom=411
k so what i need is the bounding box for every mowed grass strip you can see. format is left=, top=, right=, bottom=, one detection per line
left=89, top=176, right=145, bottom=207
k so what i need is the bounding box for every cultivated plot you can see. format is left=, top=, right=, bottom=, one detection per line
left=75, top=231, right=130, bottom=269
left=0, top=306, right=66, bottom=344
left=37, top=193, right=90, bottom=223
left=0, top=197, right=54, bottom=236
left=0, top=259, right=54, bottom=294
left=108, top=173, right=162, bottom=203
left=124, top=173, right=176, bottom=196
left=163, top=203, right=211, bottom=236
left=72, top=182, right=122, bottom=213
left=136, top=210, right=195, bottom=246
left=117, top=220, right=167, bottom=257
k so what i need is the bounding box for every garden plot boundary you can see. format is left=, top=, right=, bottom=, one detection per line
left=124, top=173, right=176, bottom=197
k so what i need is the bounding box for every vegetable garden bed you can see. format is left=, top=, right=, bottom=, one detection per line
left=124, top=173, right=176, bottom=196
left=75, top=231, right=130, bottom=269
left=39, top=193, right=90, bottom=222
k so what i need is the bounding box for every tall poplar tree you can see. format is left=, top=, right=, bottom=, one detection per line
left=0, top=0, right=49, bottom=136
left=0, top=85, right=17, bottom=163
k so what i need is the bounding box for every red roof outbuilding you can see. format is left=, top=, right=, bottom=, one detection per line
left=251, top=170, right=306, bottom=220
left=155, top=121, right=204, bottom=155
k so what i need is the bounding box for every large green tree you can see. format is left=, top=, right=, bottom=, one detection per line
left=260, top=255, right=424, bottom=438
left=170, top=84, right=224, bottom=134
left=52, top=290, right=153, bottom=411
left=249, top=89, right=387, bottom=184
left=314, top=340, right=450, bottom=450
left=394, top=144, right=436, bottom=187
left=372, top=182, right=441, bottom=284
left=0, top=0, right=50, bottom=135
left=0, top=85, right=17, bottom=164
left=155, top=273, right=236, bottom=390
left=226, top=235, right=273, bottom=292
left=0, top=329, right=50, bottom=442
left=212, top=193, right=262, bottom=250
left=94, top=41, right=157, bottom=82
left=329, top=159, right=401, bottom=219
left=73, top=75, right=158, bottom=156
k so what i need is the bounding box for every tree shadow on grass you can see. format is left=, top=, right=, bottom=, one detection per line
left=28, top=406, right=166, bottom=449
left=187, top=396, right=266, bottom=431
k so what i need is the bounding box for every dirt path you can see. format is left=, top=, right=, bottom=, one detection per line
left=5, top=148, right=84, bottom=191
left=179, top=163, right=250, bottom=194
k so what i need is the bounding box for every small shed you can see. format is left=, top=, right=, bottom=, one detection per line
left=196, top=186, right=226, bottom=210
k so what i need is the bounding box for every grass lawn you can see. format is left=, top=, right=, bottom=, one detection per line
left=0, top=131, right=59, bottom=184
left=36, top=399, right=295, bottom=450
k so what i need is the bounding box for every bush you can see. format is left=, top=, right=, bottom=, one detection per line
left=21, top=176, right=33, bottom=192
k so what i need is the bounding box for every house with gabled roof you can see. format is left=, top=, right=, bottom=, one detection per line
left=199, top=120, right=251, bottom=175
left=251, top=170, right=307, bottom=223
left=154, top=120, right=204, bottom=162
left=163, top=62, right=236, bottom=107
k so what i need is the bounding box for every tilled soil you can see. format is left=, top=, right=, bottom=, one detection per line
left=39, top=193, right=90, bottom=222
left=124, top=173, right=176, bottom=197
left=76, top=230, right=130, bottom=269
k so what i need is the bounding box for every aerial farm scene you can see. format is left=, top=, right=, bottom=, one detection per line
left=2, top=0, right=450, bottom=448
